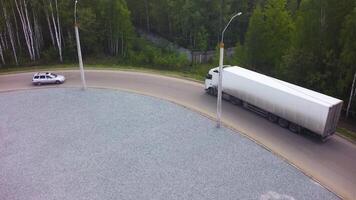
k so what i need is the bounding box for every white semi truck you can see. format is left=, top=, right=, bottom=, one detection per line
left=205, top=66, right=343, bottom=139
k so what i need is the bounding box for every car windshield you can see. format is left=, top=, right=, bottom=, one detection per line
left=51, top=73, right=58, bottom=77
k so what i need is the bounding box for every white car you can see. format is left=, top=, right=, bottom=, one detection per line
left=32, top=72, right=65, bottom=85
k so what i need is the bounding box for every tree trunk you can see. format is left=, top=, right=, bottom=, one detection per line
left=33, top=12, right=41, bottom=59
left=24, top=0, right=35, bottom=60
left=346, top=72, right=356, bottom=118
left=11, top=4, right=21, bottom=49
left=3, top=29, right=9, bottom=49
left=0, top=34, right=5, bottom=65
left=121, top=33, right=124, bottom=57
left=297, top=0, right=302, bottom=9
left=144, top=0, right=150, bottom=31
left=45, top=9, right=55, bottom=46
left=3, top=4, right=19, bottom=65
left=55, top=0, right=63, bottom=53
left=49, top=0, right=63, bottom=62
left=61, top=30, right=65, bottom=48
left=0, top=33, right=6, bottom=50
left=14, top=0, right=35, bottom=60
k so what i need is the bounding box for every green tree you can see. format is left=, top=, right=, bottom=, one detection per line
left=264, top=0, right=295, bottom=71
left=283, top=0, right=354, bottom=96
left=338, top=5, right=356, bottom=98
left=244, top=5, right=267, bottom=70
left=195, top=27, right=208, bottom=51
left=102, top=0, right=134, bottom=57
left=244, top=0, right=294, bottom=74
left=231, top=41, right=247, bottom=66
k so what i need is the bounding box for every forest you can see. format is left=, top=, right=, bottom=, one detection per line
left=0, top=0, right=355, bottom=113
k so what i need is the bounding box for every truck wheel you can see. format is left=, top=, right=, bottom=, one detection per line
left=208, top=88, right=214, bottom=95
left=213, top=88, right=218, bottom=96
left=278, top=118, right=289, bottom=128
left=268, top=113, right=278, bottom=123
left=288, top=123, right=301, bottom=133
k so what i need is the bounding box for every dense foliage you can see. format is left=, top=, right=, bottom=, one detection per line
left=0, top=0, right=355, bottom=110
left=0, top=0, right=188, bottom=68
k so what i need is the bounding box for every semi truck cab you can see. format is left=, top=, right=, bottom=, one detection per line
left=205, top=67, right=219, bottom=91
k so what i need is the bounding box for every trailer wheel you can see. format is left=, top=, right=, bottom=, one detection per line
left=268, top=113, right=278, bottom=123
left=321, top=135, right=330, bottom=143
left=278, top=118, right=289, bottom=128
left=242, top=101, right=249, bottom=109
left=288, top=123, right=301, bottom=133
left=230, top=97, right=242, bottom=105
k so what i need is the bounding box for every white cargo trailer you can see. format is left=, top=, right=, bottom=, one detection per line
left=205, top=66, right=343, bottom=139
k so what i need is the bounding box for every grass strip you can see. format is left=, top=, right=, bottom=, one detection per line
left=337, top=127, right=356, bottom=143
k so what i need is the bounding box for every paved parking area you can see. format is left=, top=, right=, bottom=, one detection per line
left=0, top=88, right=338, bottom=200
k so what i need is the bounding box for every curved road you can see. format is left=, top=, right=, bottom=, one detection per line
left=1, top=70, right=356, bottom=199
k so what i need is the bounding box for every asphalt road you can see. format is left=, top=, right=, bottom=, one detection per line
left=1, top=70, right=356, bottom=199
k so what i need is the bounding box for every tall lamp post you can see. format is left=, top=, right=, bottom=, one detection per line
left=217, top=12, right=242, bottom=128
left=74, top=0, right=87, bottom=90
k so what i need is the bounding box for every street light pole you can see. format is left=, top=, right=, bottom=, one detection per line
left=217, top=12, right=242, bottom=128
left=74, top=0, right=87, bottom=90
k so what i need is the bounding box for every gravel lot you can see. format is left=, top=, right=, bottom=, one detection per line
left=0, top=88, right=338, bottom=200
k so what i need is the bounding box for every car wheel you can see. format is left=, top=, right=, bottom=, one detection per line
left=37, top=82, right=41, bottom=86
left=55, top=80, right=60, bottom=84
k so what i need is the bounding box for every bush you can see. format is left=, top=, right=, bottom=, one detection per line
left=129, top=38, right=189, bottom=70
